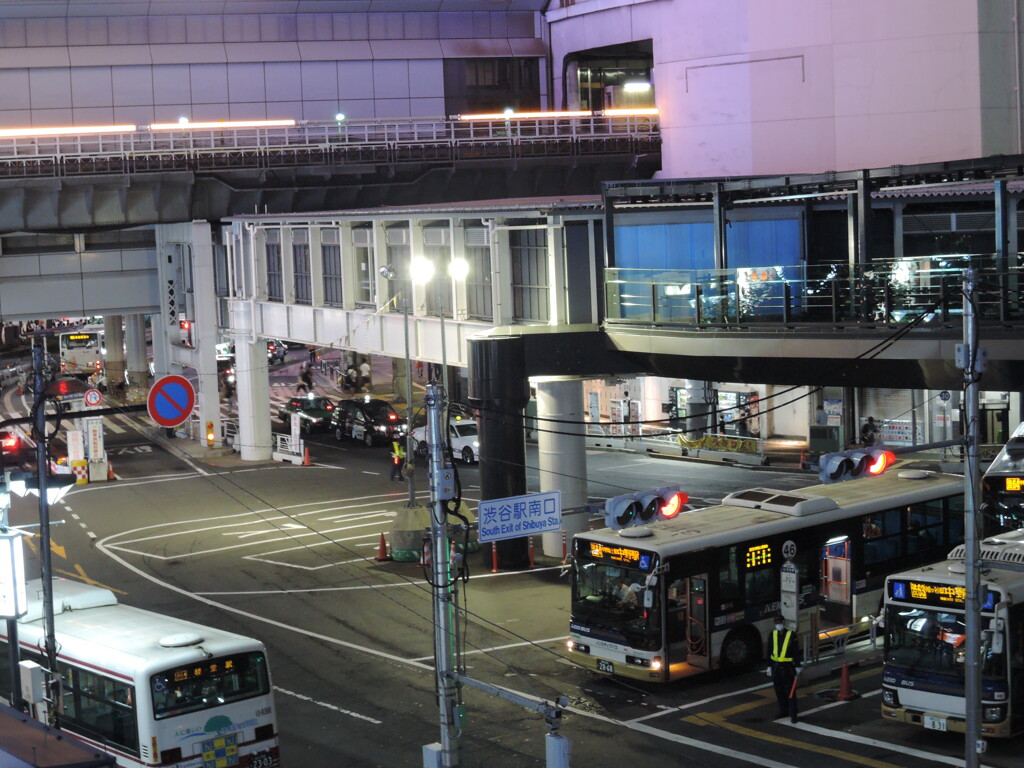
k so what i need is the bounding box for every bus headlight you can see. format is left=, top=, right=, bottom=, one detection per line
left=566, top=639, right=589, bottom=655
left=882, top=688, right=899, bottom=707
left=650, top=656, right=663, bottom=672
left=983, top=705, right=1005, bottom=723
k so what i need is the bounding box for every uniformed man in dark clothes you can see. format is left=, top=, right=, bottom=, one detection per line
left=768, top=615, right=801, bottom=721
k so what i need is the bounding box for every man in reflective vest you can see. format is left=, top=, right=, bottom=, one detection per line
left=390, top=440, right=405, bottom=482
left=769, top=615, right=801, bottom=721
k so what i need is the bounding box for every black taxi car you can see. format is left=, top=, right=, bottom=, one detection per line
left=331, top=397, right=405, bottom=447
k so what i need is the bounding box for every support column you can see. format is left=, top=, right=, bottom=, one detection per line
left=103, top=315, right=125, bottom=390
left=228, top=299, right=272, bottom=461
left=536, top=379, right=587, bottom=558
left=468, top=336, right=530, bottom=569
left=124, top=314, right=148, bottom=389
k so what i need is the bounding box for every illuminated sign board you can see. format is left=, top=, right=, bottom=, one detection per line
left=586, top=542, right=654, bottom=571
left=1005, top=477, right=1023, bottom=492
left=745, top=543, right=772, bottom=568
left=889, top=580, right=998, bottom=611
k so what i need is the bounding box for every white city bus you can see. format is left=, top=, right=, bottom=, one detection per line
left=0, top=579, right=279, bottom=768
left=59, top=324, right=105, bottom=377
left=567, top=469, right=965, bottom=682
left=881, top=529, right=1024, bottom=738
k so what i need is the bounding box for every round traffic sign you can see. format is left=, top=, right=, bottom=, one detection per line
left=84, top=388, right=102, bottom=407
left=147, top=375, right=196, bottom=428
left=782, top=540, right=797, bottom=560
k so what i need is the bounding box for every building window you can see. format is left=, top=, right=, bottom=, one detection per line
left=293, top=242, right=311, bottom=305
left=421, top=246, right=452, bottom=318
left=511, top=229, right=548, bottom=322
left=322, top=244, right=343, bottom=307
left=266, top=243, right=283, bottom=302
left=465, top=245, right=492, bottom=320
left=354, top=245, right=374, bottom=305
left=443, top=57, right=541, bottom=116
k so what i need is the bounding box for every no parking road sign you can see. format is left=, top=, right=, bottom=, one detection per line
left=147, top=375, right=196, bottom=428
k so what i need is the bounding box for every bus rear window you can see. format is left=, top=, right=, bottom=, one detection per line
left=150, top=651, right=270, bottom=720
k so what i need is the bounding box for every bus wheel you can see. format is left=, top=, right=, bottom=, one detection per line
left=720, top=628, right=760, bottom=672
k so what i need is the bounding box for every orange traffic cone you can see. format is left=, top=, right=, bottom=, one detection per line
left=837, top=661, right=858, bottom=701
left=302, top=446, right=312, bottom=466
left=375, top=533, right=391, bottom=562
left=107, top=462, right=116, bottom=481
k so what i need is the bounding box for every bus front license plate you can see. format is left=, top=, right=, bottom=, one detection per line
left=249, top=752, right=275, bottom=768
left=597, top=660, right=614, bottom=674
left=923, top=715, right=947, bottom=732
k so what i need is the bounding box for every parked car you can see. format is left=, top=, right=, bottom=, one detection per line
left=411, top=416, right=479, bottom=464
left=277, top=394, right=336, bottom=434
left=331, top=397, right=405, bottom=447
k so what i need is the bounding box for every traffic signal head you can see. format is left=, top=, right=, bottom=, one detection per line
left=605, top=486, right=689, bottom=530
left=818, top=448, right=896, bottom=483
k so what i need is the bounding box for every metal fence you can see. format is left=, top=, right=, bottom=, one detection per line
left=0, top=114, right=660, bottom=179
left=606, top=253, right=1024, bottom=328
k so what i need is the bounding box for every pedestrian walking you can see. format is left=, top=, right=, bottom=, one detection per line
left=359, top=359, right=371, bottom=392
left=768, top=616, right=801, bottom=721
left=390, top=439, right=405, bottom=481
left=296, top=363, right=313, bottom=394
left=308, top=345, right=316, bottom=363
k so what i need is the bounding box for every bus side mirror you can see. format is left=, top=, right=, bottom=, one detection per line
left=643, top=589, right=654, bottom=609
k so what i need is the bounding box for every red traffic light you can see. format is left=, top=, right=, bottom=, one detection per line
left=661, top=491, right=687, bottom=519
left=867, top=450, right=896, bottom=475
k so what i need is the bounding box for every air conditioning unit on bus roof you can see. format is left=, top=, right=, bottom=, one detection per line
left=723, top=488, right=837, bottom=517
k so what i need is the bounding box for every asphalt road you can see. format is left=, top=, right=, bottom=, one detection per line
left=2, top=374, right=1012, bottom=768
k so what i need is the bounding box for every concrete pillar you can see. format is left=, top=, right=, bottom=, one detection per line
left=468, top=335, right=530, bottom=569
left=103, top=315, right=125, bottom=389
left=124, top=314, right=148, bottom=389
left=536, top=379, right=587, bottom=558
left=229, top=299, right=272, bottom=461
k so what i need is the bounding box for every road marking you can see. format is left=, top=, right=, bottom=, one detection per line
left=103, top=418, right=127, bottom=434
left=53, top=564, right=127, bottom=595
left=782, top=717, right=968, bottom=767
left=410, top=636, right=567, bottom=663
left=273, top=686, right=381, bottom=724
left=681, top=669, right=910, bottom=768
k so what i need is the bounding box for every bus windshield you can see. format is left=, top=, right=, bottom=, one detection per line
left=150, top=650, right=270, bottom=720
left=571, top=559, right=660, bottom=648
left=884, top=607, right=1004, bottom=679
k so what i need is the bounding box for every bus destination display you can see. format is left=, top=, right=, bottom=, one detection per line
left=587, top=542, right=653, bottom=571
left=889, top=580, right=998, bottom=610
left=1005, top=477, right=1023, bottom=492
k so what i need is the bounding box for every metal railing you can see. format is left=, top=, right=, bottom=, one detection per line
left=605, top=253, right=1024, bottom=329
left=0, top=114, right=660, bottom=179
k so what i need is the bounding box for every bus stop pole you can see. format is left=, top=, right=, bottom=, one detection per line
left=961, top=269, right=983, bottom=766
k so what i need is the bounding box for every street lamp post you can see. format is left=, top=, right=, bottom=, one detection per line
left=379, top=265, right=417, bottom=505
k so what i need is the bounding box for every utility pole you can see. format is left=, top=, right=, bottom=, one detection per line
left=958, top=269, right=984, bottom=767
left=31, top=345, right=60, bottom=726
left=423, top=383, right=462, bottom=768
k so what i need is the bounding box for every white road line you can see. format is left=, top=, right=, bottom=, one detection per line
left=108, top=519, right=393, bottom=560
left=627, top=681, right=775, bottom=723
left=410, top=636, right=567, bottom=662
left=782, top=716, right=971, bottom=767
left=273, top=686, right=381, bottom=724
left=103, top=418, right=127, bottom=434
